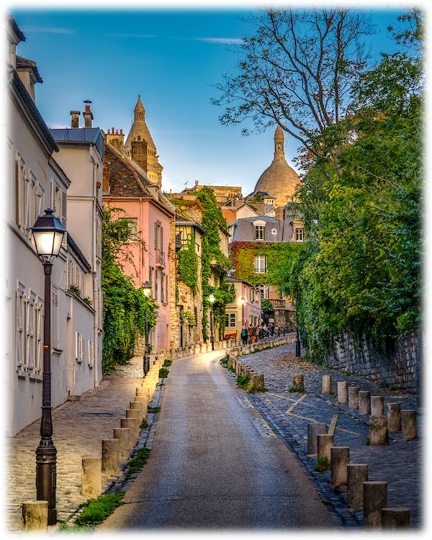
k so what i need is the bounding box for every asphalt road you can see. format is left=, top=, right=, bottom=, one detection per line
left=97, top=351, right=336, bottom=531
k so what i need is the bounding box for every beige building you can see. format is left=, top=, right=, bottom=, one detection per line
left=5, top=16, right=101, bottom=435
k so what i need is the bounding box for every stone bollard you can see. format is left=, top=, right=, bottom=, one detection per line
left=126, top=409, right=141, bottom=438
left=401, top=410, right=417, bottom=440
left=22, top=501, right=48, bottom=531
left=331, top=447, right=350, bottom=489
left=307, top=423, right=327, bottom=455
left=348, top=387, right=359, bottom=409
left=317, top=433, right=334, bottom=470
left=114, top=427, right=131, bottom=462
left=359, top=391, right=371, bottom=415
left=102, top=439, right=120, bottom=475
left=251, top=374, right=265, bottom=391
left=371, top=396, right=384, bottom=416
left=387, top=403, right=401, bottom=432
left=322, top=375, right=332, bottom=394
left=292, top=374, right=305, bottom=393
left=121, top=418, right=137, bottom=449
left=81, top=457, right=102, bottom=498
left=363, top=481, right=388, bottom=530
left=337, top=381, right=348, bottom=404
left=347, top=464, right=369, bottom=508
left=369, top=415, right=389, bottom=446
left=382, top=508, right=411, bottom=529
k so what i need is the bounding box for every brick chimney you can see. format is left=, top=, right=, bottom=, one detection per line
left=83, top=100, right=93, bottom=128
left=106, top=128, right=125, bottom=154
left=70, top=110, right=80, bottom=128
left=131, top=136, right=148, bottom=172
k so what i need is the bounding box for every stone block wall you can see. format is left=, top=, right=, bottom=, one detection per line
left=326, top=332, right=421, bottom=394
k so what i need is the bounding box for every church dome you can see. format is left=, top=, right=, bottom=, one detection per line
left=254, top=126, right=300, bottom=208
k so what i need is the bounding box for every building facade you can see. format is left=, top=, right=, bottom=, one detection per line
left=224, top=277, right=261, bottom=340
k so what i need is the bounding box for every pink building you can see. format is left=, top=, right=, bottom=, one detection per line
left=224, top=276, right=261, bottom=340
left=103, top=141, right=175, bottom=353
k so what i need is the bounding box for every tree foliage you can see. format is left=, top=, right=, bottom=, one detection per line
left=102, top=207, right=157, bottom=373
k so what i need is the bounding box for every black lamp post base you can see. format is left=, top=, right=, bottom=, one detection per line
left=36, top=438, right=57, bottom=525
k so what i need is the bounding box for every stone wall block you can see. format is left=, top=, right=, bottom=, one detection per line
left=22, top=501, right=48, bottom=531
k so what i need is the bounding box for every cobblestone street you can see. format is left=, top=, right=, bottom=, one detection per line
left=235, top=343, right=423, bottom=529
left=6, top=357, right=146, bottom=531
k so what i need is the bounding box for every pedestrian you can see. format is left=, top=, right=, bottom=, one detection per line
left=241, top=327, right=248, bottom=345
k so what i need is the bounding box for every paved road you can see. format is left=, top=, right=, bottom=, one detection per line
left=97, top=350, right=336, bottom=531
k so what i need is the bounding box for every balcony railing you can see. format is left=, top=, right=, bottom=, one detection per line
left=155, top=249, right=165, bottom=267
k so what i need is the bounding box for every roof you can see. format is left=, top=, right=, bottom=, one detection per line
left=226, top=275, right=255, bottom=288
left=50, top=127, right=104, bottom=158
left=175, top=219, right=206, bottom=236
left=67, top=234, right=91, bottom=272
left=7, top=15, right=26, bottom=44
left=230, top=215, right=279, bottom=226
left=16, top=55, right=43, bottom=83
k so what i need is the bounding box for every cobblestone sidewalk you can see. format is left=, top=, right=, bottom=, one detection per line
left=6, top=356, right=149, bottom=531
left=233, top=343, right=423, bottom=529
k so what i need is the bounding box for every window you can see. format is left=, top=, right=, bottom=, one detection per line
left=250, top=288, right=255, bottom=302
left=127, top=218, right=138, bottom=241
left=259, top=285, right=269, bottom=299
left=155, top=268, right=158, bottom=300
left=75, top=332, right=83, bottom=363
left=295, top=228, right=304, bottom=242
left=154, top=222, right=160, bottom=249
left=254, top=255, right=267, bottom=273
left=254, top=225, right=265, bottom=240
left=87, top=340, right=94, bottom=368
left=15, top=282, right=25, bottom=370
left=226, top=313, right=236, bottom=327
left=161, top=271, right=164, bottom=303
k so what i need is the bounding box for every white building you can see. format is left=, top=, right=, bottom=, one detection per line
left=5, top=16, right=102, bottom=436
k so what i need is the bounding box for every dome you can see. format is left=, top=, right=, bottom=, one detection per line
left=125, top=95, right=156, bottom=153
left=254, top=127, right=300, bottom=208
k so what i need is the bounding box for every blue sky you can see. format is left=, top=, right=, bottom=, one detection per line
left=9, top=2, right=408, bottom=196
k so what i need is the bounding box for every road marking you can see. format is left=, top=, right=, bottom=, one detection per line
left=251, top=418, right=277, bottom=438
left=328, top=415, right=338, bottom=435
left=286, top=412, right=361, bottom=436
left=236, top=396, right=254, bottom=409
left=286, top=393, right=308, bottom=414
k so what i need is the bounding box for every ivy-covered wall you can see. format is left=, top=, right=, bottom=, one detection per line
left=230, top=241, right=303, bottom=287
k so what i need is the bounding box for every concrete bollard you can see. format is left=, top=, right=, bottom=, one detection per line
left=126, top=409, right=141, bottom=438
left=337, top=381, right=348, bottom=404
left=369, top=415, right=389, bottom=446
left=387, top=403, right=401, bottom=432
left=348, top=387, right=359, bottom=409
left=347, top=464, right=369, bottom=508
left=81, top=457, right=102, bottom=498
left=121, top=418, right=137, bottom=449
left=22, top=501, right=48, bottom=531
left=358, top=391, right=371, bottom=415
left=102, top=439, right=120, bottom=475
left=363, top=481, right=388, bottom=530
left=114, top=428, right=131, bottom=462
left=322, top=375, right=332, bottom=394
left=307, top=423, right=327, bottom=455
left=371, top=396, right=384, bottom=416
left=292, top=374, right=305, bottom=393
left=401, top=410, right=417, bottom=440
left=382, top=508, right=410, bottom=529
left=251, top=374, right=265, bottom=391
left=317, top=433, right=334, bottom=469
left=331, top=447, right=350, bottom=489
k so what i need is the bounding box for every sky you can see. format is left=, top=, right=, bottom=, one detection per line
left=8, top=1, right=411, bottom=197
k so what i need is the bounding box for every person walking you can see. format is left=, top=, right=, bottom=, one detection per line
left=241, top=327, right=248, bottom=345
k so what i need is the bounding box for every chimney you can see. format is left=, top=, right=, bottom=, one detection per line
left=106, top=128, right=125, bottom=154
left=131, top=136, right=148, bottom=172
left=70, top=110, right=80, bottom=128
left=83, top=100, right=93, bottom=128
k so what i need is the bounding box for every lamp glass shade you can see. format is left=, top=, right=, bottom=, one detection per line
left=209, top=293, right=215, bottom=303
left=31, top=208, right=66, bottom=259
left=142, top=282, right=152, bottom=297
left=241, top=296, right=245, bottom=305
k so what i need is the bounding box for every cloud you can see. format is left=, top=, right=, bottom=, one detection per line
left=21, top=26, right=75, bottom=34
left=110, top=33, right=243, bottom=45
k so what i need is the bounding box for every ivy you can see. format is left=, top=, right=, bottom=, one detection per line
left=102, top=207, right=158, bottom=373
left=177, top=232, right=199, bottom=295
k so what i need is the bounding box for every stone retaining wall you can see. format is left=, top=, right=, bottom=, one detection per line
left=326, top=332, right=421, bottom=394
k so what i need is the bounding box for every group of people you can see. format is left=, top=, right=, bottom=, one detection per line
left=240, top=323, right=277, bottom=345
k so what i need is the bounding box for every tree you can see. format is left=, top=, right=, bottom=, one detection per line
left=213, top=7, right=373, bottom=164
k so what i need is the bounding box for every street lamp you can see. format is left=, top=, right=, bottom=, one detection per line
left=30, top=208, right=67, bottom=526
left=209, top=293, right=215, bottom=350
left=141, top=281, right=152, bottom=376
left=241, top=295, right=245, bottom=327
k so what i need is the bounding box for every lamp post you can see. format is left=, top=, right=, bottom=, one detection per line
left=30, top=208, right=67, bottom=526
left=141, top=281, right=152, bottom=376
left=241, top=296, right=245, bottom=328
left=209, top=293, right=215, bottom=350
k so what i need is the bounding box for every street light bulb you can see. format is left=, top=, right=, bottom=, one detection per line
left=142, top=281, right=152, bottom=297
left=209, top=293, right=215, bottom=303
left=241, top=296, right=245, bottom=305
